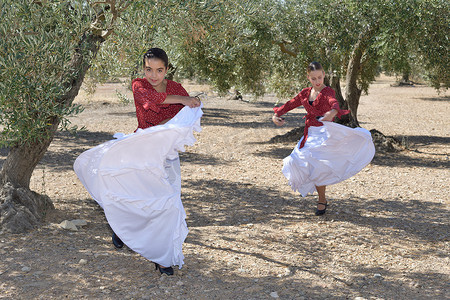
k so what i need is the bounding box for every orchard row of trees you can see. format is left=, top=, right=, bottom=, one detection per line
left=0, top=0, right=448, bottom=233
left=92, top=0, right=448, bottom=124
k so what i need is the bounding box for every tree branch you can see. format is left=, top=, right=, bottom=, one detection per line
left=273, top=40, right=297, bottom=57
left=89, top=0, right=128, bottom=39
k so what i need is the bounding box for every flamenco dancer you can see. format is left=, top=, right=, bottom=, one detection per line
left=272, top=61, right=375, bottom=216
left=74, top=48, right=201, bottom=275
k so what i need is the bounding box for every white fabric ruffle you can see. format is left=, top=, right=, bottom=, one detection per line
left=282, top=120, right=375, bottom=196
left=74, top=106, right=203, bottom=268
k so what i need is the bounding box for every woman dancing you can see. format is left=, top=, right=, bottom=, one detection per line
left=74, top=48, right=202, bottom=275
left=272, top=62, right=375, bottom=215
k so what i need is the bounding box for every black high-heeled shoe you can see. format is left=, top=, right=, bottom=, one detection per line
left=315, top=202, right=328, bottom=216
left=112, top=232, right=124, bottom=248
left=155, top=263, right=174, bottom=276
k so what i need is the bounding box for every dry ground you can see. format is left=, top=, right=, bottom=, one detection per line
left=0, top=75, right=449, bottom=300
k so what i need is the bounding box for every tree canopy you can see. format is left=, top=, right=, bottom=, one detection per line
left=96, top=1, right=448, bottom=88
left=0, top=1, right=92, bottom=146
left=89, top=0, right=448, bottom=124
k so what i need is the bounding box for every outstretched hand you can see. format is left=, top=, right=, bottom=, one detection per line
left=272, top=114, right=285, bottom=126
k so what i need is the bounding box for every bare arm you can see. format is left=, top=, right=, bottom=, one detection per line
left=162, top=95, right=201, bottom=108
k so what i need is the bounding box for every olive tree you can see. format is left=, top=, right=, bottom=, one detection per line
left=0, top=0, right=132, bottom=233
left=412, top=0, right=449, bottom=90
left=269, top=0, right=449, bottom=126
left=177, top=0, right=448, bottom=126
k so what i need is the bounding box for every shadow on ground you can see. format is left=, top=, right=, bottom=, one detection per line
left=182, top=179, right=449, bottom=299
left=201, top=107, right=305, bottom=129
left=183, top=178, right=449, bottom=242
left=417, top=96, right=450, bottom=102
left=371, top=150, right=449, bottom=169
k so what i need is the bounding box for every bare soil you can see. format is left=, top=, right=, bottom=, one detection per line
left=0, top=75, right=449, bottom=300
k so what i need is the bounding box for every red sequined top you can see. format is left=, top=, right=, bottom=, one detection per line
left=273, top=86, right=349, bottom=148
left=132, top=78, right=188, bottom=129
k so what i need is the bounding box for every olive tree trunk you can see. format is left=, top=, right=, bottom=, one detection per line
left=343, top=26, right=378, bottom=128
left=0, top=34, right=105, bottom=234
left=344, top=42, right=364, bottom=127
left=328, top=73, right=353, bottom=126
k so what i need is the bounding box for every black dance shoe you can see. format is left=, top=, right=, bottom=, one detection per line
left=112, top=232, right=124, bottom=248
left=155, top=263, right=174, bottom=276
left=315, top=202, right=328, bottom=216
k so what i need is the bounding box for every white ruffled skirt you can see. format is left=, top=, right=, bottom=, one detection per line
left=73, top=106, right=203, bottom=268
left=282, top=121, right=375, bottom=196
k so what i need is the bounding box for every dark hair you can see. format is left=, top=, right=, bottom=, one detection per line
left=143, top=48, right=169, bottom=68
left=307, top=61, right=323, bottom=73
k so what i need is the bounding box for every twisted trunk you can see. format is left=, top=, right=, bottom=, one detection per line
left=328, top=74, right=352, bottom=125
left=345, top=43, right=364, bottom=127
left=0, top=115, right=60, bottom=188
left=344, top=26, right=378, bottom=128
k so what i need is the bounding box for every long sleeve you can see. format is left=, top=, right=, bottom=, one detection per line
left=273, top=89, right=308, bottom=116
